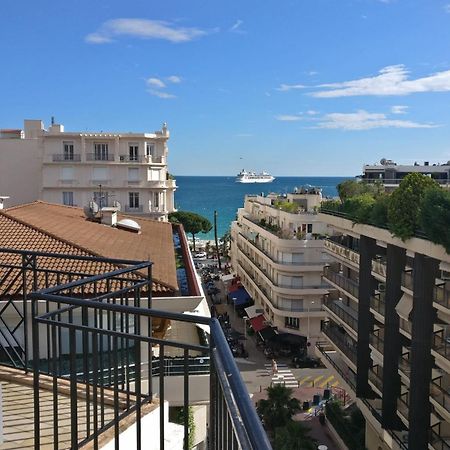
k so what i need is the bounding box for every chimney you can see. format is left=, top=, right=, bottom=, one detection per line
left=100, top=207, right=118, bottom=226
left=0, top=196, right=10, bottom=210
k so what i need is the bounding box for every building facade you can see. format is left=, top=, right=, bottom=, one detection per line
left=317, top=211, right=450, bottom=450
left=361, top=158, right=450, bottom=191
left=230, top=189, right=332, bottom=351
left=0, top=119, right=177, bottom=220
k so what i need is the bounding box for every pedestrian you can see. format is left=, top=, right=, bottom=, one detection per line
left=271, top=358, right=278, bottom=375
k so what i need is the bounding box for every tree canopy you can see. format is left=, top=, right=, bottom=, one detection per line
left=168, top=211, right=212, bottom=250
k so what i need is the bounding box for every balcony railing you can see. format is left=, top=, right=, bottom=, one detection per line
left=399, top=317, right=413, bottom=336
left=119, top=154, right=145, bottom=162
left=435, top=283, right=450, bottom=310
left=397, top=391, right=409, bottom=421
left=368, top=365, right=383, bottom=392
left=324, top=239, right=360, bottom=265
left=323, top=299, right=358, bottom=332
left=86, top=153, right=115, bottom=161
left=52, top=153, right=81, bottom=162
left=401, top=270, right=414, bottom=291
left=433, top=331, right=450, bottom=360
left=430, top=427, right=450, bottom=450
left=0, top=248, right=271, bottom=449
left=370, top=292, right=385, bottom=317
left=323, top=266, right=359, bottom=299
left=372, top=258, right=387, bottom=278
left=369, top=329, right=384, bottom=354
left=398, top=351, right=411, bottom=378
left=430, top=378, right=450, bottom=416
left=321, top=322, right=357, bottom=365
left=125, top=205, right=144, bottom=213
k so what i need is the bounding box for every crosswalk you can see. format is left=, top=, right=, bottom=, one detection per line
left=256, top=363, right=340, bottom=389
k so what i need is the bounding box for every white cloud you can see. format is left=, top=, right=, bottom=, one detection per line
left=86, top=18, right=208, bottom=44
left=276, top=83, right=306, bottom=92
left=445, top=4, right=450, bottom=13
left=146, top=77, right=166, bottom=88
left=314, top=110, right=436, bottom=130
left=391, top=105, right=408, bottom=114
left=147, top=89, right=176, bottom=99
left=312, top=65, right=450, bottom=97
left=306, top=110, right=319, bottom=115
left=275, top=114, right=303, bottom=122
left=167, top=75, right=182, bottom=84
left=229, top=20, right=245, bottom=33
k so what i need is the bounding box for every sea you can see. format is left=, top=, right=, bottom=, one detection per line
left=174, top=176, right=350, bottom=240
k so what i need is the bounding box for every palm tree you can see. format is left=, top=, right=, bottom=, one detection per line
left=256, top=384, right=301, bottom=431
left=273, top=421, right=317, bottom=450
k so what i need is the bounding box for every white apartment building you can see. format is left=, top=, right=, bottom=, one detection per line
left=0, top=119, right=176, bottom=220
left=230, top=189, right=333, bottom=352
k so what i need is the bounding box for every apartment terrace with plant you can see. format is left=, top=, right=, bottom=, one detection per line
left=316, top=174, right=450, bottom=450
left=230, top=188, right=332, bottom=351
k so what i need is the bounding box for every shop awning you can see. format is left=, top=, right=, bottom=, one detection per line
left=228, top=283, right=241, bottom=293
left=221, top=274, right=236, bottom=283
left=258, top=327, right=278, bottom=342
left=249, top=315, right=266, bottom=332
left=229, top=287, right=251, bottom=306
left=395, top=293, right=413, bottom=321
left=270, top=332, right=307, bottom=347
left=244, top=305, right=264, bottom=319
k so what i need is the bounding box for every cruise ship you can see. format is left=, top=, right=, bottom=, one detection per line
left=236, top=169, right=275, bottom=183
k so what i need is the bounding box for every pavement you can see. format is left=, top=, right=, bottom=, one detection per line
left=200, top=262, right=343, bottom=450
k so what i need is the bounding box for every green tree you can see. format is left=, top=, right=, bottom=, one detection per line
left=369, top=193, right=391, bottom=227
left=219, top=230, right=231, bottom=258
left=257, top=384, right=301, bottom=431
left=420, top=187, right=450, bottom=252
left=342, top=193, right=376, bottom=223
left=169, top=211, right=212, bottom=251
left=337, top=179, right=382, bottom=203
left=273, top=421, right=317, bottom=450
left=387, top=173, right=439, bottom=240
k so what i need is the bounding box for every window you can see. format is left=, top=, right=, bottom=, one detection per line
left=149, top=169, right=161, bottom=181
left=93, top=191, right=109, bottom=208
left=128, top=168, right=139, bottom=181
left=61, top=167, right=74, bottom=180
left=129, top=143, right=139, bottom=161
left=307, top=224, right=313, bottom=233
left=153, top=192, right=160, bottom=208
left=94, top=143, right=109, bottom=160
left=146, top=143, right=154, bottom=157
left=63, top=142, right=74, bottom=160
left=92, top=167, right=108, bottom=181
left=129, top=192, right=140, bottom=208
left=62, top=192, right=74, bottom=206
left=285, top=317, right=299, bottom=329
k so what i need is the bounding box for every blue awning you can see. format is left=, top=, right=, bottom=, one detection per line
left=229, top=287, right=251, bottom=306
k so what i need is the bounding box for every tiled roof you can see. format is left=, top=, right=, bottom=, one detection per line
left=1, top=202, right=178, bottom=295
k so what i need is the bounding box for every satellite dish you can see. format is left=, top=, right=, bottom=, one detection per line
left=293, top=186, right=298, bottom=193
left=117, top=218, right=141, bottom=233
left=83, top=201, right=99, bottom=219
left=380, top=158, right=387, bottom=165
left=113, top=200, right=122, bottom=211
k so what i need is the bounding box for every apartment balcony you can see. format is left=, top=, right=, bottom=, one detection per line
left=371, top=257, right=387, bottom=278
left=429, top=426, right=450, bottom=450
left=323, top=299, right=358, bottom=334
left=119, top=154, right=146, bottom=163
left=324, top=238, right=360, bottom=267
left=370, top=292, right=386, bottom=318
left=401, top=269, right=414, bottom=292
left=432, top=330, right=450, bottom=362
left=123, top=180, right=167, bottom=188
left=397, top=391, right=409, bottom=424
left=321, top=322, right=357, bottom=366
left=368, top=364, right=383, bottom=394
left=86, top=153, right=115, bottom=162
left=57, top=179, right=80, bottom=187
left=52, top=153, right=81, bottom=162
left=323, top=266, right=359, bottom=300
left=125, top=205, right=144, bottom=213
left=369, top=328, right=385, bottom=355
left=91, top=179, right=111, bottom=185
left=398, top=351, right=411, bottom=380
left=430, top=377, right=450, bottom=421
left=0, top=248, right=271, bottom=450
left=435, top=282, right=450, bottom=311
left=399, top=316, right=413, bottom=337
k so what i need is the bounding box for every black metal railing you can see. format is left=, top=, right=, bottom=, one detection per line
left=369, top=328, right=384, bottom=354
left=370, top=292, right=386, bottom=317
left=86, top=153, right=115, bottom=161
left=430, top=427, right=450, bottom=450
left=323, top=299, right=358, bottom=332
left=433, top=330, right=450, bottom=360
left=430, top=378, right=450, bottom=415
left=323, top=266, right=359, bottom=299
left=52, top=153, right=81, bottom=162
left=321, top=322, right=357, bottom=365
left=25, top=253, right=270, bottom=450
left=368, top=365, right=383, bottom=392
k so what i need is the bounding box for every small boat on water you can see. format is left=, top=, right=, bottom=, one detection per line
left=235, top=169, right=275, bottom=184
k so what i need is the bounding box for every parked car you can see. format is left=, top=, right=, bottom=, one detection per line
left=292, top=355, right=321, bottom=368
left=194, top=252, right=207, bottom=259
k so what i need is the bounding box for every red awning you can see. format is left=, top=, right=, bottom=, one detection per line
left=249, top=315, right=266, bottom=332
left=228, top=283, right=241, bottom=293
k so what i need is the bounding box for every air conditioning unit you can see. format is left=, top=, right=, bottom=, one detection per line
left=119, top=155, right=125, bottom=161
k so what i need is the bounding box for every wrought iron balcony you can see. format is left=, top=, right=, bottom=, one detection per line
left=86, top=153, right=115, bottom=161
left=52, top=153, right=81, bottom=162
left=0, top=248, right=271, bottom=449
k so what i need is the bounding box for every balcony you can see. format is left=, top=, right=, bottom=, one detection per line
left=399, top=316, right=412, bottom=336
left=430, top=427, right=450, bottom=450
left=119, top=154, right=146, bottom=163
left=368, top=364, right=383, bottom=393
left=0, top=248, right=271, bottom=449
left=321, top=322, right=357, bottom=365
left=398, top=351, right=411, bottom=379
left=323, top=266, right=359, bottom=300
left=430, top=378, right=450, bottom=418
left=52, top=153, right=81, bottom=162
left=371, top=257, right=387, bottom=278
left=435, top=283, right=450, bottom=310
left=433, top=330, right=450, bottom=361
left=370, top=292, right=385, bottom=317
left=86, top=153, right=115, bottom=161
left=397, top=391, right=409, bottom=423
left=323, top=299, right=358, bottom=332
left=125, top=205, right=144, bottom=213
left=324, top=239, right=360, bottom=266
left=401, top=269, right=414, bottom=291
left=369, top=328, right=385, bottom=354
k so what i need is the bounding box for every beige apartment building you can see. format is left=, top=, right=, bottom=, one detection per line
left=0, top=119, right=176, bottom=220
left=317, top=211, right=450, bottom=450
left=230, top=189, right=332, bottom=352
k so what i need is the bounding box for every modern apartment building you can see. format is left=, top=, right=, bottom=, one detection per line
left=230, top=189, right=332, bottom=352
left=0, top=119, right=177, bottom=220
left=316, top=210, right=450, bottom=450
left=361, top=158, right=450, bottom=190
left=0, top=200, right=270, bottom=449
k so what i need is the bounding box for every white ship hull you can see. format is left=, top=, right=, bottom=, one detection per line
left=235, top=169, right=275, bottom=184
left=237, top=177, right=275, bottom=183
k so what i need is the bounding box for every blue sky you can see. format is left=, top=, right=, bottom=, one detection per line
left=2, top=0, right=450, bottom=176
